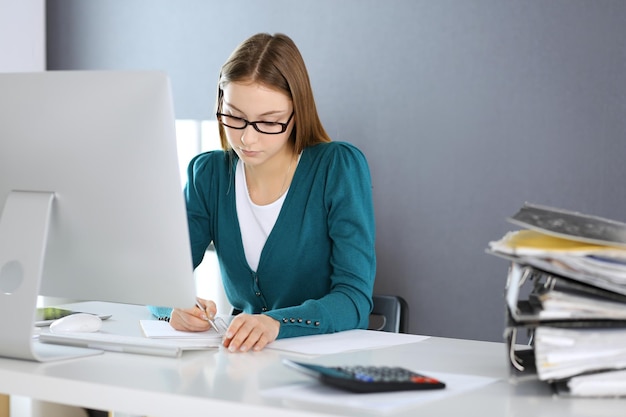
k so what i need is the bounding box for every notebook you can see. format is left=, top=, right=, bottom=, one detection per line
left=139, top=319, right=224, bottom=340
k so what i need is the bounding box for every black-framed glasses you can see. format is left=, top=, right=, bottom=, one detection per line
left=216, top=111, right=294, bottom=135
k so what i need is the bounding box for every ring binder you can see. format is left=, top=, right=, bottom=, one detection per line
left=488, top=203, right=626, bottom=395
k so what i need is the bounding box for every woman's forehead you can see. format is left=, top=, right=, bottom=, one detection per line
left=223, top=81, right=291, bottom=115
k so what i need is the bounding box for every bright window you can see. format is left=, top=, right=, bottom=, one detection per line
left=175, top=120, right=231, bottom=314
left=175, top=120, right=221, bottom=186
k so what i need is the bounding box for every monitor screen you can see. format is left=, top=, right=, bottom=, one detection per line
left=0, top=71, right=198, bottom=356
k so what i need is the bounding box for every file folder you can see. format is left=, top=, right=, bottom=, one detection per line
left=488, top=203, right=626, bottom=394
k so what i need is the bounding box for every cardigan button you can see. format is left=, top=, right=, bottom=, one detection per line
left=282, top=318, right=288, bottom=323
left=305, top=320, right=311, bottom=325
left=314, top=321, right=320, bottom=326
left=261, top=307, right=267, bottom=312
left=255, top=291, right=261, bottom=296
left=290, top=318, right=295, bottom=323
left=297, top=318, right=303, bottom=323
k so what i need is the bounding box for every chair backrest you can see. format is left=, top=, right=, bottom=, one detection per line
left=368, top=294, right=409, bottom=333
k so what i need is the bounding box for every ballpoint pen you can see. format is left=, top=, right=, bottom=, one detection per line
left=196, top=301, right=222, bottom=334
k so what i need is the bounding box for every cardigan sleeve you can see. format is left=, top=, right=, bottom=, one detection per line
left=146, top=151, right=223, bottom=319
left=264, top=143, right=376, bottom=338
left=184, top=151, right=222, bottom=268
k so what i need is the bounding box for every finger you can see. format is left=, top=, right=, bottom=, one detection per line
left=224, top=314, right=245, bottom=338
left=170, top=307, right=210, bottom=331
left=238, top=327, right=264, bottom=353
left=251, top=316, right=279, bottom=351
left=223, top=316, right=253, bottom=352
left=196, top=298, right=218, bottom=319
left=252, top=333, right=270, bottom=352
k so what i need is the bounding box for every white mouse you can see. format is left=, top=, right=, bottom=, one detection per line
left=49, top=313, right=102, bottom=333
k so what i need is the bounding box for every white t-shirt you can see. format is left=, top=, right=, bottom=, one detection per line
left=235, top=159, right=287, bottom=271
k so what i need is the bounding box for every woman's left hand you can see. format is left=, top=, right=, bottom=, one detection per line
left=222, top=313, right=280, bottom=352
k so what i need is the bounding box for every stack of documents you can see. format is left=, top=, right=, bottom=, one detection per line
left=487, top=203, right=626, bottom=397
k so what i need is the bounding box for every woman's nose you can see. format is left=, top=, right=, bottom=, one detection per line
left=241, top=125, right=259, bottom=146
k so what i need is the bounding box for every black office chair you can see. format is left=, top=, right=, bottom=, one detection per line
left=368, top=294, right=409, bottom=333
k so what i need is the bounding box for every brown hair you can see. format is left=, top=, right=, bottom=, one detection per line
left=216, top=33, right=331, bottom=154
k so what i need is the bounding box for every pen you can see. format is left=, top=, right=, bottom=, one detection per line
left=196, top=301, right=221, bottom=334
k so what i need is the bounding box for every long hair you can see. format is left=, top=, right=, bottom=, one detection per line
left=216, top=33, right=331, bottom=154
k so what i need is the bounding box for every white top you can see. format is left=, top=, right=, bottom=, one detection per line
left=235, top=158, right=287, bottom=271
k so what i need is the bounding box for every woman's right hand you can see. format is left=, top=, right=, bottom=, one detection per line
left=169, top=298, right=217, bottom=332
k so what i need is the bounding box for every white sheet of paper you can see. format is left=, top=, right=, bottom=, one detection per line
left=139, top=320, right=222, bottom=340
left=267, top=329, right=429, bottom=355
left=263, top=371, right=498, bottom=413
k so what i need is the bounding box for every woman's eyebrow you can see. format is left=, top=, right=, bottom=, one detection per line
left=222, top=101, right=288, bottom=118
left=222, top=101, right=243, bottom=113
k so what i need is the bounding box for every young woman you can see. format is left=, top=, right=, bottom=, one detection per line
left=167, top=33, right=376, bottom=352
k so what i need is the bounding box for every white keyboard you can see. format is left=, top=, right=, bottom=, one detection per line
left=39, top=332, right=220, bottom=358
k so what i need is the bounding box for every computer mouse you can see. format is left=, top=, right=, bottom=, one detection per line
left=49, top=313, right=102, bottom=333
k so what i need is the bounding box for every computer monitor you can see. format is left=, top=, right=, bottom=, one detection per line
left=0, top=71, right=198, bottom=361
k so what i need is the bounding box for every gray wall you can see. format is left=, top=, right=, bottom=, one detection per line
left=46, top=0, right=626, bottom=342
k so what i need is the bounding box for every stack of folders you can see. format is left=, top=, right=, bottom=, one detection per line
left=487, top=202, right=626, bottom=397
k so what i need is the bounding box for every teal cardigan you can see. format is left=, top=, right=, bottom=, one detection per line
left=185, top=141, right=376, bottom=339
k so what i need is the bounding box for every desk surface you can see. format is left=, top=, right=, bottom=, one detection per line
left=0, top=302, right=622, bottom=417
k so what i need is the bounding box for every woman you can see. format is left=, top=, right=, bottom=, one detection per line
left=168, top=33, right=375, bottom=352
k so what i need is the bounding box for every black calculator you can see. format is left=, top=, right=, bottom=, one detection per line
left=283, top=359, right=446, bottom=393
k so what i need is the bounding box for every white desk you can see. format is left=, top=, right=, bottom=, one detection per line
left=0, top=302, right=622, bottom=417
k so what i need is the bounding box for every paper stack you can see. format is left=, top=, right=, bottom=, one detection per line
left=487, top=203, right=626, bottom=397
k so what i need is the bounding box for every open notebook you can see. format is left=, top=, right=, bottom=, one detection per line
left=139, top=319, right=224, bottom=339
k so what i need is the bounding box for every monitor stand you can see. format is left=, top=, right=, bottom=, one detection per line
left=0, top=191, right=102, bottom=361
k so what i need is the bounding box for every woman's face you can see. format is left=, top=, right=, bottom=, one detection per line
left=221, top=81, right=294, bottom=167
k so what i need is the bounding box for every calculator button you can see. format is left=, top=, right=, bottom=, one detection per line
left=354, top=373, right=374, bottom=382
left=286, top=360, right=446, bottom=393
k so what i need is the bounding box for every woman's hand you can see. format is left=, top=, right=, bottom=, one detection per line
left=169, top=298, right=217, bottom=332
left=223, top=313, right=280, bottom=353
